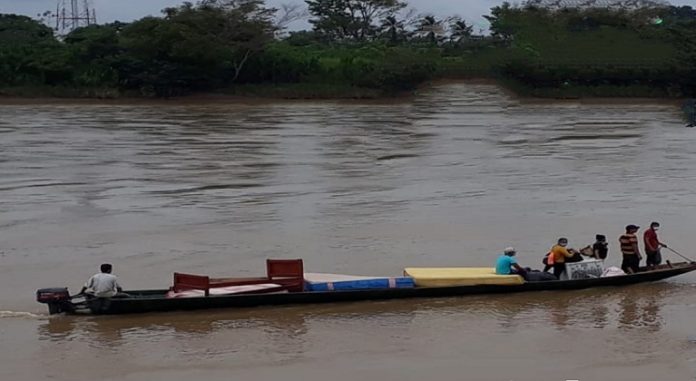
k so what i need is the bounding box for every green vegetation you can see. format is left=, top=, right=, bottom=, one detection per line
left=1, top=0, right=696, bottom=99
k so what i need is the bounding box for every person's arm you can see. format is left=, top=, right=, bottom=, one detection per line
left=512, top=263, right=527, bottom=275
left=560, top=247, right=573, bottom=258
left=657, top=234, right=666, bottom=248
left=632, top=236, right=642, bottom=260
left=79, top=276, right=93, bottom=295
left=114, top=279, right=122, bottom=293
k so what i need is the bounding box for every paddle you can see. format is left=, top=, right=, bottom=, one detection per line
left=663, top=245, right=696, bottom=263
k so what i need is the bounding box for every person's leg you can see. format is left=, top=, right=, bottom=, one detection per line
left=654, top=250, right=662, bottom=266
left=630, top=256, right=640, bottom=273
left=621, top=255, right=631, bottom=273
left=645, top=251, right=657, bottom=267
left=510, top=268, right=527, bottom=281
left=553, top=263, right=565, bottom=279
left=542, top=257, right=551, bottom=272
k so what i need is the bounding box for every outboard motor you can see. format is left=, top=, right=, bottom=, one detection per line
left=36, top=288, right=73, bottom=314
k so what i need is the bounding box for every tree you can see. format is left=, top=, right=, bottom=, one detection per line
left=118, top=0, right=277, bottom=95
left=305, top=0, right=406, bottom=41
left=181, top=0, right=278, bottom=81
left=415, top=15, right=445, bottom=45
left=64, top=24, right=122, bottom=87
left=0, top=14, right=55, bottom=44
left=483, top=2, right=514, bottom=40
left=380, top=15, right=407, bottom=43
left=0, top=14, right=70, bottom=86
left=449, top=18, right=473, bottom=44
left=275, top=3, right=309, bottom=37
left=340, top=47, right=438, bottom=91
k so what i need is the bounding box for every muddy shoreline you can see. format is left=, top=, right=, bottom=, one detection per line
left=0, top=79, right=686, bottom=106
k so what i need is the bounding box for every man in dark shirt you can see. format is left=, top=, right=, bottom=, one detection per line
left=644, top=222, right=666, bottom=268
left=592, top=234, right=608, bottom=260
left=619, top=225, right=642, bottom=273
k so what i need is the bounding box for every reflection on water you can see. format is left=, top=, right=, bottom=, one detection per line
left=618, top=294, right=663, bottom=332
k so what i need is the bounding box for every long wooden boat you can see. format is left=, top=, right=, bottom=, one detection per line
left=36, top=261, right=696, bottom=315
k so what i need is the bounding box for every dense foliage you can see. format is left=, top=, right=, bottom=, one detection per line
left=484, top=4, right=696, bottom=96
left=1, top=0, right=696, bottom=98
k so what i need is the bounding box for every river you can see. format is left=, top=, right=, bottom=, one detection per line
left=1, top=83, right=695, bottom=381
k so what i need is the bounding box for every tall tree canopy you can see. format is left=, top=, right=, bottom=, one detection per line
left=0, top=14, right=67, bottom=86
left=306, top=0, right=406, bottom=41
left=118, top=0, right=277, bottom=95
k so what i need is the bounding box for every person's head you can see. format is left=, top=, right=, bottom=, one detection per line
left=100, top=263, right=113, bottom=274
left=504, top=247, right=516, bottom=256
left=625, top=224, right=639, bottom=233
left=595, top=234, right=606, bottom=242
left=650, top=222, right=660, bottom=231
left=557, top=238, right=568, bottom=247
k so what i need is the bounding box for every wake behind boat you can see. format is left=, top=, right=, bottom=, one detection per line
left=36, top=259, right=696, bottom=315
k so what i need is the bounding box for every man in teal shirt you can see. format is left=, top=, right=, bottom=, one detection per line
left=496, top=247, right=527, bottom=279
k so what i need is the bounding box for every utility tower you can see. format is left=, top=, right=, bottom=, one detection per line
left=55, top=0, right=97, bottom=34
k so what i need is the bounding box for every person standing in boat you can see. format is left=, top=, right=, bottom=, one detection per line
left=644, top=222, right=666, bottom=269
left=549, top=237, right=575, bottom=279
left=619, top=225, right=642, bottom=274
left=79, top=263, right=122, bottom=298
left=496, top=247, right=528, bottom=280
left=592, top=234, right=609, bottom=260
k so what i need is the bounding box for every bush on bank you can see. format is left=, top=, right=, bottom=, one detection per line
left=1, top=2, right=696, bottom=98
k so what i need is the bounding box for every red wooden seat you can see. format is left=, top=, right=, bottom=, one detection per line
left=173, top=273, right=211, bottom=296
left=267, top=259, right=304, bottom=292
left=172, top=259, right=305, bottom=295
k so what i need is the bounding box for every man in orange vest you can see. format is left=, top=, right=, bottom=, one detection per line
left=548, top=237, right=575, bottom=279
left=620, top=225, right=642, bottom=273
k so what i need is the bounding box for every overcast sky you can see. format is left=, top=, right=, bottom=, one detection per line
left=2, top=0, right=696, bottom=31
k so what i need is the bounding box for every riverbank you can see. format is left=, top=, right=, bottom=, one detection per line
left=0, top=79, right=688, bottom=106
left=4, top=4, right=696, bottom=110
left=0, top=83, right=391, bottom=103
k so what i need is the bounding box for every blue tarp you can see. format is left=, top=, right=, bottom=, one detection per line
left=305, top=276, right=415, bottom=291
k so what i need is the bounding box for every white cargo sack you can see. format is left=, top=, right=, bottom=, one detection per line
left=601, top=266, right=625, bottom=277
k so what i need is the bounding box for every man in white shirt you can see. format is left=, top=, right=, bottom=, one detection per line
left=79, top=264, right=123, bottom=298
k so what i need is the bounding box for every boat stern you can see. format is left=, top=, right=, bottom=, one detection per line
left=36, top=287, right=74, bottom=315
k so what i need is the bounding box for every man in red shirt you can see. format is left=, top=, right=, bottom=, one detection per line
left=644, top=222, right=666, bottom=268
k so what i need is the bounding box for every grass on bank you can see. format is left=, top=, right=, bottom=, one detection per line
left=0, top=85, right=121, bottom=99
left=219, top=82, right=384, bottom=99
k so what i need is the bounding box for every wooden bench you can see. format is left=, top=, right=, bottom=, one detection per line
left=172, top=259, right=305, bottom=296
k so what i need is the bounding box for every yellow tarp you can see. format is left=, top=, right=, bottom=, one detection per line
left=403, top=267, right=524, bottom=287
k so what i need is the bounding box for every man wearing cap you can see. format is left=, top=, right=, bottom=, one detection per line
left=496, top=247, right=528, bottom=280
left=644, top=222, right=666, bottom=268
left=619, top=225, right=642, bottom=273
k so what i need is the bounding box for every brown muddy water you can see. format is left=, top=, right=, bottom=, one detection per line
left=1, top=83, right=696, bottom=381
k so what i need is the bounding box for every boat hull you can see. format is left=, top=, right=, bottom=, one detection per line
left=58, top=262, right=696, bottom=315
